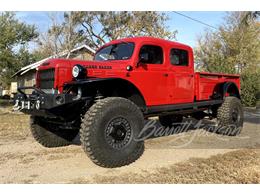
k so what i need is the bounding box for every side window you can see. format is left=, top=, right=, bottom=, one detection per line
left=170, top=48, right=189, bottom=66
left=139, top=45, right=163, bottom=64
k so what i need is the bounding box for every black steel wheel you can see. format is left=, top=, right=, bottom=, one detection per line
left=105, top=117, right=132, bottom=149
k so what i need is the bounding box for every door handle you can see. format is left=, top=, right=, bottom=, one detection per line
left=163, top=73, right=168, bottom=77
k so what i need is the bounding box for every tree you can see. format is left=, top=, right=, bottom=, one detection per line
left=0, top=12, right=38, bottom=88
left=195, top=12, right=260, bottom=106
left=37, top=11, right=176, bottom=56
left=72, top=11, right=176, bottom=49
left=241, top=11, right=260, bottom=26
left=37, top=12, right=84, bottom=58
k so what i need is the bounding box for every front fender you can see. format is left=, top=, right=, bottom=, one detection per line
left=63, top=77, right=147, bottom=107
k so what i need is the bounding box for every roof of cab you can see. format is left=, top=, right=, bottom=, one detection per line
left=101, top=36, right=192, bottom=50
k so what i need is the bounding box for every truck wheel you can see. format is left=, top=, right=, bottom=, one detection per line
left=217, top=96, right=244, bottom=136
left=30, top=116, right=79, bottom=147
left=159, top=115, right=183, bottom=127
left=80, top=97, right=144, bottom=168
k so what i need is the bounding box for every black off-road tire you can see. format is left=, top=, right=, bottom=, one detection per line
left=159, top=115, right=183, bottom=127
left=217, top=96, right=244, bottom=136
left=30, top=116, right=79, bottom=147
left=80, top=97, right=144, bottom=168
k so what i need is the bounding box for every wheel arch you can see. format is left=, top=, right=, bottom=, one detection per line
left=105, top=78, right=147, bottom=108
left=222, top=82, right=241, bottom=99
left=64, top=78, right=147, bottom=108
left=212, top=81, right=241, bottom=100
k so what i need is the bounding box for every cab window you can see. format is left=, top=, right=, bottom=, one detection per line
left=139, top=45, right=163, bottom=64
left=170, top=48, right=189, bottom=66
left=94, top=42, right=135, bottom=61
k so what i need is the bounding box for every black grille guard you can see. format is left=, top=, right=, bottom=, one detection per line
left=17, top=86, right=46, bottom=97
left=14, top=86, right=90, bottom=119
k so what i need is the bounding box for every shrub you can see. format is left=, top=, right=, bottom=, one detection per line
left=240, top=69, right=260, bottom=107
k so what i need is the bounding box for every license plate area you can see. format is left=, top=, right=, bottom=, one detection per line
left=13, top=99, right=41, bottom=111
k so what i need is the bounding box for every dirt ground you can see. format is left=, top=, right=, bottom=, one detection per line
left=0, top=105, right=259, bottom=183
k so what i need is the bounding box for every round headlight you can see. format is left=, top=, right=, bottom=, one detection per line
left=72, top=64, right=86, bottom=79
left=72, top=66, right=80, bottom=78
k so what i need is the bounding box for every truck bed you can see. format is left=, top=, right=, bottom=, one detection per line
left=195, top=72, right=240, bottom=101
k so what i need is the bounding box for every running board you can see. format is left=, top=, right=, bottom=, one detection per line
left=145, top=100, right=223, bottom=116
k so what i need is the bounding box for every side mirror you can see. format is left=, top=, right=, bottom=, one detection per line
left=137, top=53, right=149, bottom=67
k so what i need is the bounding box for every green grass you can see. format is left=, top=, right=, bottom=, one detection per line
left=0, top=109, right=30, bottom=141
left=0, top=99, right=12, bottom=107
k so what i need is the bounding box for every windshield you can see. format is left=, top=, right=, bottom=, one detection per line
left=94, top=42, right=135, bottom=61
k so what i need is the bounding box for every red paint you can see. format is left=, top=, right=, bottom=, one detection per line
left=37, top=36, right=240, bottom=106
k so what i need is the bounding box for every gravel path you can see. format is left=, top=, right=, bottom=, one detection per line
left=0, top=109, right=259, bottom=183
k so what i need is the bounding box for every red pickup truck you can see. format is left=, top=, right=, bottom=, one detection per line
left=14, top=37, right=243, bottom=168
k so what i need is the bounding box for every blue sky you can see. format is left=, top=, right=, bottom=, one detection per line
left=168, top=12, right=225, bottom=46
left=16, top=11, right=226, bottom=49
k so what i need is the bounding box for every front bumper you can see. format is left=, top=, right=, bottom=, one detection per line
left=13, top=86, right=88, bottom=118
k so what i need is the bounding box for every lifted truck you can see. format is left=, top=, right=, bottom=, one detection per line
left=14, top=37, right=243, bottom=168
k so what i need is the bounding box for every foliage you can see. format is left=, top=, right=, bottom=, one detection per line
left=37, top=12, right=84, bottom=58
left=240, top=68, right=260, bottom=106
left=37, top=11, right=176, bottom=56
left=71, top=11, right=176, bottom=49
left=195, top=12, right=260, bottom=106
left=241, top=11, right=260, bottom=26
left=0, top=12, right=38, bottom=88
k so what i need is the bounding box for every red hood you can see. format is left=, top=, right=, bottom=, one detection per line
left=39, top=58, right=131, bottom=70
left=37, top=58, right=132, bottom=92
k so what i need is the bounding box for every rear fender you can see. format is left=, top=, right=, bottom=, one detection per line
left=222, top=82, right=241, bottom=99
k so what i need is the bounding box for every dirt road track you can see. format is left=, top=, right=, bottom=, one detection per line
left=0, top=108, right=259, bottom=183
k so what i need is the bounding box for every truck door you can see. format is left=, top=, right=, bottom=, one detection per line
left=169, top=48, right=194, bottom=104
left=132, top=43, right=170, bottom=106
